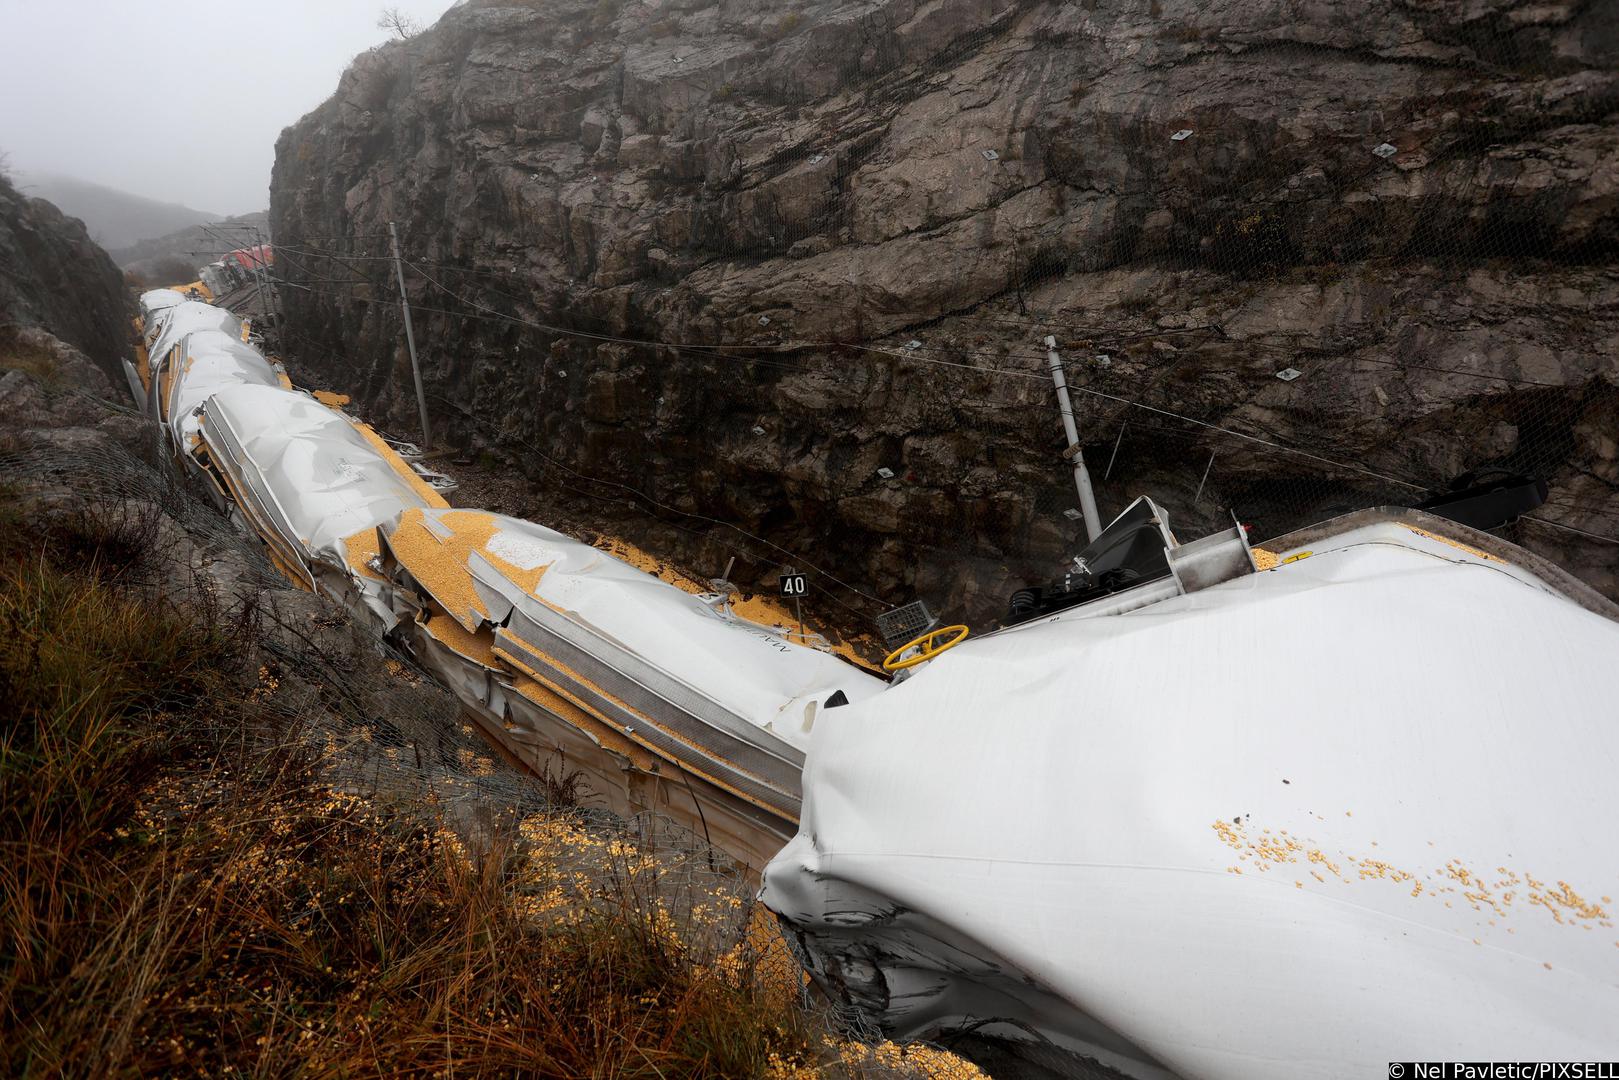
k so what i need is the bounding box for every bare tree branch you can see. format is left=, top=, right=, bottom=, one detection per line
left=376, top=7, right=421, bottom=39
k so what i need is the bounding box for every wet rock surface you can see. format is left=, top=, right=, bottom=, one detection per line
left=0, top=362, right=481, bottom=796
left=0, top=173, right=133, bottom=384
left=271, top=0, right=1619, bottom=621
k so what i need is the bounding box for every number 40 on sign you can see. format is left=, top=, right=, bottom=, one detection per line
left=779, top=573, right=808, bottom=597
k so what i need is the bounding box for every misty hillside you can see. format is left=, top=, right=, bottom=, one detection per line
left=112, top=210, right=270, bottom=283
left=11, top=170, right=220, bottom=250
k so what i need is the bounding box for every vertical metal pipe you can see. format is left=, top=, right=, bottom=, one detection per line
left=254, top=225, right=284, bottom=336
left=388, top=221, right=433, bottom=449
left=248, top=229, right=272, bottom=338
left=1045, top=335, right=1101, bottom=542
left=1194, top=451, right=1217, bottom=504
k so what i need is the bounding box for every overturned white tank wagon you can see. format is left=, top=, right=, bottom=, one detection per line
left=198, top=382, right=445, bottom=610
left=126, top=288, right=877, bottom=870
left=371, top=507, right=885, bottom=865
left=762, top=504, right=1619, bottom=1078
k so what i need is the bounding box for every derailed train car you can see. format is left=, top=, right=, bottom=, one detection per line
left=762, top=503, right=1619, bottom=1077
left=371, top=506, right=882, bottom=860
left=129, top=288, right=881, bottom=868
left=130, top=288, right=1619, bottom=1075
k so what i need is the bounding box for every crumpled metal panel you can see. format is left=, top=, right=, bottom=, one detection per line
left=200, top=383, right=428, bottom=572
left=391, top=508, right=884, bottom=757
left=764, top=516, right=1619, bottom=1078
left=164, top=329, right=281, bottom=449
left=143, top=299, right=241, bottom=371
left=138, top=289, right=187, bottom=321
left=376, top=508, right=882, bottom=792
left=492, top=624, right=803, bottom=817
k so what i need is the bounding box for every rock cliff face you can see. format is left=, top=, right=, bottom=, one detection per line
left=271, top=0, right=1619, bottom=620
left=0, top=173, right=132, bottom=383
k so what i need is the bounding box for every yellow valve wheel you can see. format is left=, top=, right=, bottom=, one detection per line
left=882, top=624, right=970, bottom=672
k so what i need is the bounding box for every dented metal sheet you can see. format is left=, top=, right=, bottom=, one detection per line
left=164, top=329, right=281, bottom=449
left=376, top=508, right=883, bottom=816
left=138, top=289, right=187, bottom=321
left=450, top=510, right=883, bottom=753
left=764, top=513, right=1619, bottom=1077
left=200, top=383, right=430, bottom=574
left=144, top=299, right=242, bottom=373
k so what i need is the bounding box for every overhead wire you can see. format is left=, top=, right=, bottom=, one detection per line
left=1520, top=515, right=1619, bottom=546
left=280, top=258, right=1438, bottom=499
left=270, top=268, right=888, bottom=610
left=425, top=393, right=889, bottom=615
left=272, top=230, right=1615, bottom=557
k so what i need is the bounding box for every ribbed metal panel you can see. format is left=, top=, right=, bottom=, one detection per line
left=200, top=401, right=315, bottom=588
left=494, top=627, right=802, bottom=819
left=476, top=562, right=805, bottom=770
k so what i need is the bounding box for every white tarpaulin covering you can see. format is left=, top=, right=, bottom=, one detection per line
left=164, top=329, right=281, bottom=448
left=395, top=508, right=884, bottom=754
left=143, top=299, right=240, bottom=366
left=763, top=520, right=1619, bottom=1077
left=201, top=384, right=428, bottom=569
left=138, top=289, right=187, bottom=319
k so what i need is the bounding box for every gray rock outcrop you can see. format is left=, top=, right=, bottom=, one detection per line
left=0, top=172, right=133, bottom=384
left=271, top=0, right=1619, bottom=619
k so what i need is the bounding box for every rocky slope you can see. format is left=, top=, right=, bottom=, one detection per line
left=0, top=172, right=133, bottom=384
left=12, top=170, right=220, bottom=251
left=271, top=0, right=1619, bottom=620
left=111, top=210, right=270, bottom=286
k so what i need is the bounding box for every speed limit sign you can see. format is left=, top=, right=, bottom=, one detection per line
left=779, top=572, right=808, bottom=597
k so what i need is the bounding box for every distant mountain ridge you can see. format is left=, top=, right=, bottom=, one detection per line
left=112, top=211, right=271, bottom=283
left=11, top=170, right=221, bottom=251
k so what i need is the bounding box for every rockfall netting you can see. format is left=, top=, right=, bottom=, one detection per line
left=0, top=381, right=988, bottom=1079
left=265, top=0, right=1617, bottom=631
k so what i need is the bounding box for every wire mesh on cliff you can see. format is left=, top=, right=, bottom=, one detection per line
left=0, top=389, right=996, bottom=1078
left=267, top=0, right=1619, bottom=629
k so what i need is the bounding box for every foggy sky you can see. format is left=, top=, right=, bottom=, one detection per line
left=0, top=0, right=457, bottom=215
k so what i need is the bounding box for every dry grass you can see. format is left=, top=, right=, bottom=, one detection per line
left=0, top=503, right=976, bottom=1079
left=0, top=326, right=62, bottom=389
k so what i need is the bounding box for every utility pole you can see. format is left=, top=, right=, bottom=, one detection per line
left=251, top=224, right=284, bottom=337
left=388, top=221, right=433, bottom=449
left=1045, top=335, right=1102, bottom=542
left=246, top=229, right=273, bottom=340
left=206, top=222, right=265, bottom=318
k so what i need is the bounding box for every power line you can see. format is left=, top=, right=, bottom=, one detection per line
left=277, top=248, right=1618, bottom=543
left=1520, top=515, right=1619, bottom=546
left=284, top=242, right=1058, bottom=365
left=1057, top=381, right=1430, bottom=492
left=278, top=277, right=823, bottom=380
left=375, top=243, right=1577, bottom=391
left=370, top=239, right=1592, bottom=392
left=426, top=393, right=889, bottom=615
left=258, top=287, right=892, bottom=614
left=281, top=268, right=1434, bottom=498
